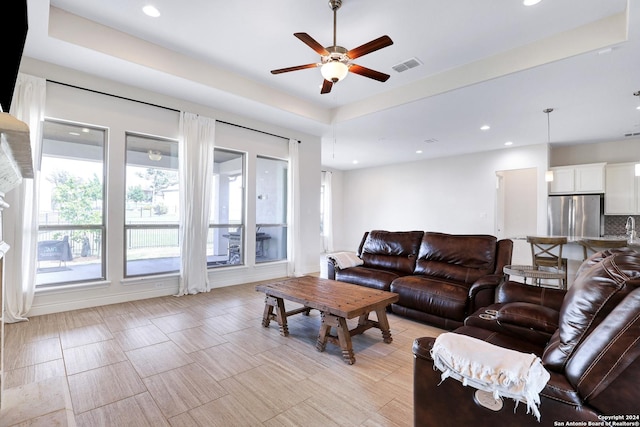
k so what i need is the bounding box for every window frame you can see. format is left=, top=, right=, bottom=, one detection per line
left=36, top=119, right=108, bottom=287
left=123, top=132, right=180, bottom=278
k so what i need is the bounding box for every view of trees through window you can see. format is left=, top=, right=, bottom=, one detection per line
left=36, top=120, right=290, bottom=286
left=36, top=121, right=106, bottom=286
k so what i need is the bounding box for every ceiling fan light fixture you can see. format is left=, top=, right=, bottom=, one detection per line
left=321, top=61, right=349, bottom=83
left=148, top=150, right=162, bottom=161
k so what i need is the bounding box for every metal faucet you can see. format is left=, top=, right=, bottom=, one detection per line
left=626, top=216, right=637, bottom=243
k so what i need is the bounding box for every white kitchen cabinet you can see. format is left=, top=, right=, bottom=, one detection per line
left=604, top=162, right=639, bottom=215
left=549, top=163, right=605, bottom=194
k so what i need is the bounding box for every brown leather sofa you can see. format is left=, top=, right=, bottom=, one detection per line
left=412, top=248, right=640, bottom=427
left=327, top=230, right=513, bottom=329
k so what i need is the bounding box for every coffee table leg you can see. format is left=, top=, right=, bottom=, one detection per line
left=316, top=312, right=330, bottom=352
left=375, top=308, right=393, bottom=344
left=263, top=295, right=289, bottom=337
left=316, top=312, right=355, bottom=364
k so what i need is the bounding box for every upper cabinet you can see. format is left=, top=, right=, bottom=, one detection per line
left=548, top=163, right=606, bottom=195
left=605, top=162, right=640, bottom=215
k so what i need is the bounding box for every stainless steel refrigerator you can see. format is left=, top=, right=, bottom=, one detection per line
left=547, top=194, right=603, bottom=238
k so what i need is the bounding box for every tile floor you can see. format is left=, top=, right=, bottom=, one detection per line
left=3, top=280, right=444, bottom=426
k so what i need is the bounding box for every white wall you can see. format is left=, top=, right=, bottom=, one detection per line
left=21, top=59, right=321, bottom=315
left=551, top=138, right=640, bottom=165
left=333, top=144, right=549, bottom=252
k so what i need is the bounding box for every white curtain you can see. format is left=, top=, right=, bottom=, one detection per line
left=287, top=139, right=301, bottom=277
left=321, top=170, right=334, bottom=253
left=4, top=74, right=46, bottom=322
left=177, top=112, right=215, bottom=295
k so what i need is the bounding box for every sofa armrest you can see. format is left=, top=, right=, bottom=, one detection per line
left=467, top=274, right=505, bottom=314
left=497, top=281, right=565, bottom=310
left=496, top=302, right=559, bottom=334
left=413, top=336, right=436, bottom=361
left=327, top=258, right=337, bottom=280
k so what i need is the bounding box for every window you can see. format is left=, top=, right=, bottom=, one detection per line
left=37, top=121, right=106, bottom=286
left=256, top=156, right=288, bottom=263
left=125, top=133, right=179, bottom=277
left=208, top=148, right=245, bottom=267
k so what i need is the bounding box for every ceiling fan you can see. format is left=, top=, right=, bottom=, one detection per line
left=270, top=0, right=393, bottom=94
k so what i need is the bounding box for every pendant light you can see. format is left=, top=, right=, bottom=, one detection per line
left=544, top=108, right=554, bottom=182
left=635, top=92, right=640, bottom=176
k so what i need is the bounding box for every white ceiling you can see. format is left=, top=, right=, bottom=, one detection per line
left=23, top=0, right=640, bottom=170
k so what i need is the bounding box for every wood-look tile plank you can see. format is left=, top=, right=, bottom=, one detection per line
left=143, top=363, right=227, bottom=418
left=112, top=323, right=169, bottom=351
left=59, top=308, right=103, bottom=329
left=63, top=339, right=127, bottom=375
left=166, top=325, right=227, bottom=353
left=150, top=312, right=204, bottom=334
left=126, top=340, right=194, bottom=378
left=219, top=365, right=316, bottom=422
left=5, top=337, right=62, bottom=370
left=184, top=394, right=263, bottom=426
left=263, top=401, right=341, bottom=427
left=67, top=361, right=146, bottom=414
left=103, top=311, right=152, bottom=333
left=374, top=397, right=414, bottom=427
left=74, top=392, right=169, bottom=427
left=4, top=359, right=66, bottom=389
left=59, top=323, right=113, bottom=349
left=190, top=342, right=261, bottom=381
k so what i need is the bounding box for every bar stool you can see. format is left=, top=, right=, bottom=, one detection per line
left=579, top=238, right=628, bottom=260
left=526, top=236, right=568, bottom=289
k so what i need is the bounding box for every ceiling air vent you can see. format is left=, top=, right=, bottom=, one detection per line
left=392, top=57, right=423, bottom=73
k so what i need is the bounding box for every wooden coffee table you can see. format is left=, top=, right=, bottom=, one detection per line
left=256, top=276, right=399, bottom=364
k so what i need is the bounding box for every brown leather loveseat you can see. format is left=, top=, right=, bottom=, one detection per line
left=328, top=230, right=513, bottom=329
left=412, top=248, right=640, bottom=427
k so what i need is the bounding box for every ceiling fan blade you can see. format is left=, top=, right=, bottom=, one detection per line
left=294, top=33, right=330, bottom=56
left=347, top=35, right=393, bottom=59
left=349, top=64, right=390, bottom=82
left=271, top=63, right=319, bottom=74
left=320, top=79, right=333, bottom=94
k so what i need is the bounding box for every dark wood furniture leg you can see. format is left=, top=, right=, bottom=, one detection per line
left=261, top=295, right=289, bottom=337
left=315, top=312, right=356, bottom=365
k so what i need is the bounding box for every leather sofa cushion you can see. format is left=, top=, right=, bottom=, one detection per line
left=360, top=230, right=423, bottom=275
left=335, top=266, right=400, bottom=291
left=565, top=288, right=640, bottom=415
left=391, top=276, right=468, bottom=322
left=414, top=232, right=497, bottom=284
left=543, top=251, right=640, bottom=371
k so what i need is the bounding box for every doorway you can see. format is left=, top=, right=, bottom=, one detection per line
left=496, top=168, right=538, bottom=265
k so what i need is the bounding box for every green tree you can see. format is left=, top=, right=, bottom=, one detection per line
left=127, top=185, right=148, bottom=204
left=136, top=169, right=178, bottom=204
left=48, top=170, right=102, bottom=224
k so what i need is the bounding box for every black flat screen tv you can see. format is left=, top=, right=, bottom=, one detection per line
left=1, top=1, right=29, bottom=113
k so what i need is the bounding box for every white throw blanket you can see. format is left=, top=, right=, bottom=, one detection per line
left=430, top=333, right=550, bottom=421
left=327, top=251, right=364, bottom=269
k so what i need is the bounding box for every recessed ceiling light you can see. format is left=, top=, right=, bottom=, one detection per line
left=504, top=141, right=513, bottom=146
left=480, top=125, right=490, bottom=131
left=81, top=128, right=90, bottom=133
left=69, top=132, right=80, bottom=136
left=523, top=0, right=542, bottom=6
left=143, top=5, right=161, bottom=17
left=416, top=150, right=423, bottom=154
left=352, top=160, right=359, bottom=164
